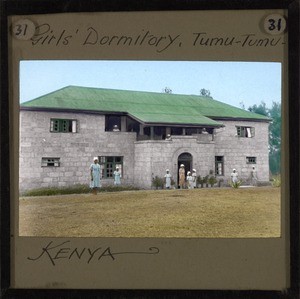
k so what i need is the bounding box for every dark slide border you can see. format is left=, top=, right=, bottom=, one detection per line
left=1, top=0, right=299, bottom=298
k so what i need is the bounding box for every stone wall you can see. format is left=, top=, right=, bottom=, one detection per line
left=19, top=110, right=270, bottom=191
left=214, top=120, right=270, bottom=183
left=19, top=111, right=136, bottom=192
left=134, top=135, right=216, bottom=189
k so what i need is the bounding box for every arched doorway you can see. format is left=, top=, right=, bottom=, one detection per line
left=177, top=152, right=193, bottom=187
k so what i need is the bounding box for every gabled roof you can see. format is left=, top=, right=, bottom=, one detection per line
left=20, top=86, right=271, bottom=126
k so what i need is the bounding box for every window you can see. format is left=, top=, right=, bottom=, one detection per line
left=236, top=126, right=255, bottom=138
left=50, top=119, right=77, bottom=133
left=215, top=156, right=224, bottom=176
left=99, top=156, right=123, bottom=178
left=105, top=115, right=121, bottom=131
left=246, top=157, right=257, bottom=164
left=42, top=157, right=60, bottom=167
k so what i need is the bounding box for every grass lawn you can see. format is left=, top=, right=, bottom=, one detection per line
left=19, top=187, right=281, bottom=238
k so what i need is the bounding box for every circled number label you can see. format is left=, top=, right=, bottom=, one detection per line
left=12, top=19, right=36, bottom=40
left=264, top=14, right=286, bottom=35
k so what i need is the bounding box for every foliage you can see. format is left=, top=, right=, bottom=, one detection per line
left=248, top=101, right=281, bottom=175
left=22, top=184, right=139, bottom=196
left=200, top=88, right=211, bottom=97
left=271, top=175, right=281, bottom=187
left=208, top=176, right=218, bottom=187
left=230, top=180, right=243, bottom=188
left=163, top=87, right=172, bottom=94
left=152, top=176, right=164, bottom=189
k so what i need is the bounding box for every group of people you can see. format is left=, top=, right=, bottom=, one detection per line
left=90, top=157, right=259, bottom=195
left=165, top=164, right=198, bottom=189
left=164, top=164, right=258, bottom=190
left=89, top=157, right=121, bottom=195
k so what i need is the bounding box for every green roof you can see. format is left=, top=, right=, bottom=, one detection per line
left=20, top=86, right=270, bottom=126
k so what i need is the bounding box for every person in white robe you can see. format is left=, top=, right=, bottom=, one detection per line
left=164, top=169, right=172, bottom=189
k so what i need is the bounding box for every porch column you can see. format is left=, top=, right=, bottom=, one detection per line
left=150, top=126, right=154, bottom=139
left=121, top=116, right=127, bottom=132
left=166, top=127, right=171, bottom=135
left=139, top=124, right=144, bottom=135
left=182, top=128, right=186, bottom=135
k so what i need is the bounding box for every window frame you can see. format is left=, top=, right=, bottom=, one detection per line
left=236, top=126, right=255, bottom=138
left=99, top=156, right=123, bottom=179
left=246, top=156, right=257, bottom=164
left=215, top=156, right=224, bottom=176
left=41, top=157, right=60, bottom=167
left=50, top=118, right=78, bottom=133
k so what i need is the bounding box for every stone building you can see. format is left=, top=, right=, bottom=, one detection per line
left=19, top=86, right=271, bottom=191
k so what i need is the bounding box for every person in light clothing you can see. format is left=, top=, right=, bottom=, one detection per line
left=164, top=169, right=172, bottom=189
left=178, top=164, right=186, bottom=189
left=192, top=169, right=197, bottom=188
left=113, top=167, right=122, bottom=185
left=90, top=157, right=101, bottom=195
left=186, top=171, right=193, bottom=189
left=230, top=168, right=239, bottom=183
left=251, top=166, right=258, bottom=186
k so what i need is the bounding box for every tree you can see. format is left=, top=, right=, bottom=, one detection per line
left=248, top=101, right=281, bottom=175
left=163, top=87, right=172, bottom=94
left=200, top=88, right=211, bottom=97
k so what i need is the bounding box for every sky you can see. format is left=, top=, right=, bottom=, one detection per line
left=20, top=60, right=281, bottom=109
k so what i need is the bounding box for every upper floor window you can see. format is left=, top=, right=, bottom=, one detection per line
left=105, top=115, right=121, bottom=132
left=50, top=119, right=77, bottom=133
left=236, top=126, right=255, bottom=138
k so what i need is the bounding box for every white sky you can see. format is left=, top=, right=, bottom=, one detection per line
left=20, top=60, right=281, bottom=109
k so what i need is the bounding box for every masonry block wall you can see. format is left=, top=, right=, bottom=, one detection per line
left=133, top=136, right=215, bottom=189
left=19, top=110, right=270, bottom=191
left=19, top=111, right=136, bottom=192
left=214, top=120, right=270, bottom=183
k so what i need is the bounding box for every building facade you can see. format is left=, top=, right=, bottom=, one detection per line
left=19, top=86, right=270, bottom=192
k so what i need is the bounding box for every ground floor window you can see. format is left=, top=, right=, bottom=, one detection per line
left=41, top=157, right=60, bottom=167
left=215, top=156, right=224, bottom=175
left=246, top=156, right=257, bottom=164
left=99, top=156, right=123, bottom=178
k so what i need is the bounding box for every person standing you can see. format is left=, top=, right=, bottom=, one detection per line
left=192, top=169, right=197, bottom=188
left=186, top=171, right=193, bottom=189
left=90, top=157, right=101, bottom=195
left=164, top=169, right=172, bottom=189
left=251, top=166, right=258, bottom=186
left=113, top=167, right=122, bottom=185
left=179, top=164, right=186, bottom=189
left=230, top=168, right=239, bottom=183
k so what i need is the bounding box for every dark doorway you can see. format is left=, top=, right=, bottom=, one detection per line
left=177, top=152, right=193, bottom=187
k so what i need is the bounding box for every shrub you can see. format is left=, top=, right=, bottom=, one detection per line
left=208, top=176, right=217, bottom=187
left=152, top=176, right=164, bottom=189
left=271, top=175, right=281, bottom=187
left=22, top=184, right=139, bottom=197
left=230, top=180, right=243, bottom=188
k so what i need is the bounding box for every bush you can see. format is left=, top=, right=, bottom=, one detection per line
left=271, top=175, right=281, bottom=187
left=230, top=180, right=243, bottom=188
left=22, top=184, right=139, bottom=197
left=208, top=176, right=217, bottom=187
left=152, top=176, right=164, bottom=189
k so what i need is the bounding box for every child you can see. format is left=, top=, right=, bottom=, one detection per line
left=186, top=171, right=193, bottom=189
